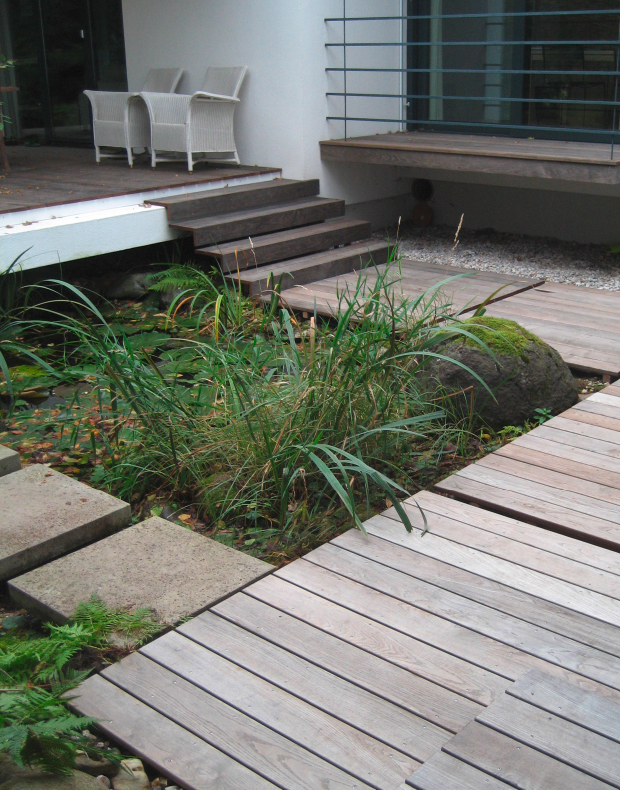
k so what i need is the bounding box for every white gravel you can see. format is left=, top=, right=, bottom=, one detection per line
left=376, top=224, right=620, bottom=291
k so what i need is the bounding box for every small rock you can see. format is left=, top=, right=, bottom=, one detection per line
left=97, top=777, right=111, bottom=789
left=112, top=759, right=150, bottom=790
left=75, top=754, right=119, bottom=778
left=105, top=272, right=152, bottom=300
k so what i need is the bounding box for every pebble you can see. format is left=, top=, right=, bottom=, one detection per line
left=377, top=224, right=620, bottom=291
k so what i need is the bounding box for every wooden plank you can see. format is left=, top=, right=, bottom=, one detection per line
left=475, top=453, right=620, bottom=507
left=233, top=241, right=390, bottom=297
left=103, top=651, right=371, bottom=790
left=444, top=720, right=612, bottom=790
left=150, top=178, right=320, bottom=222
left=406, top=752, right=511, bottom=790
left=435, top=473, right=620, bottom=549
left=242, top=575, right=511, bottom=705
left=304, top=543, right=620, bottom=689
left=270, top=563, right=561, bottom=682
left=379, top=499, right=620, bottom=605
left=176, top=197, right=345, bottom=246
left=509, top=669, right=620, bottom=743
left=71, top=674, right=276, bottom=790
left=412, top=490, right=620, bottom=575
left=333, top=527, right=620, bottom=661
left=212, top=593, right=482, bottom=732
left=443, top=463, right=620, bottom=526
left=141, top=631, right=417, bottom=790
left=560, top=409, right=620, bottom=435
left=197, top=219, right=372, bottom=270
left=177, top=611, right=450, bottom=762
left=477, top=693, right=620, bottom=786
left=575, top=400, right=620, bottom=423
left=537, top=421, right=620, bottom=452
left=501, top=434, right=620, bottom=481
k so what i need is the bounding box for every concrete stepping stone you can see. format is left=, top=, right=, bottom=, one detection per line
left=0, top=464, right=130, bottom=581
left=9, top=516, right=273, bottom=625
left=0, top=444, right=20, bottom=477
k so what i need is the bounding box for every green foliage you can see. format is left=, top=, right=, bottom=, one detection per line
left=0, top=598, right=159, bottom=774
left=455, top=316, right=545, bottom=359
left=29, top=261, right=491, bottom=540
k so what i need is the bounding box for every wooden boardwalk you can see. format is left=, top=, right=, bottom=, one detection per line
left=73, top=488, right=620, bottom=789
left=482, top=281, right=620, bottom=377
left=268, top=259, right=541, bottom=318
left=436, top=383, right=620, bottom=550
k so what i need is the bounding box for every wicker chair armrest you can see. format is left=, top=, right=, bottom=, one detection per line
left=191, top=91, right=240, bottom=103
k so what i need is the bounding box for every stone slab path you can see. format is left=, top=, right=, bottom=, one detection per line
left=0, top=445, right=20, bottom=477
left=436, top=383, right=620, bottom=550
left=0, top=463, right=130, bottom=581
left=9, top=516, right=272, bottom=626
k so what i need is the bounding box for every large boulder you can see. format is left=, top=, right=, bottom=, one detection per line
left=425, top=316, right=578, bottom=430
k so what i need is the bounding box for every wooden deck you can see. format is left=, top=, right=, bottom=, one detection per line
left=73, top=487, right=620, bottom=789
left=265, top=259, right=542, bottom=317
left=481, top=281, right=620, bottom=377
left=321, top=131, right=620, bottom=184
left=436, top=384, right=620, bottom=551
left=0, top=146, right=278, bottom=214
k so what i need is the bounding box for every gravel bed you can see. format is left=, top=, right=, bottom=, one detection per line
left=376, top=223, right=620, bottom=290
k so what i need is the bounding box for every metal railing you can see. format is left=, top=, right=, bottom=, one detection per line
left=325, top=3, right=620, bottom=158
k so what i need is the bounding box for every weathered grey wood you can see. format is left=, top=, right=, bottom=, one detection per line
left=412, top=490, right=620, bottom=575
left=268, top=564, right=546, bottom=682
left=244, top=575, right=511, bottom=705
left=320, top=135, right=620, bottom=185
left=197, top=219, right=372, bottom=270
left=178, top=611, right=450, bottom=762
left=509, top=669, right=620, bottom=743
left=377, top=501, right=620, bottom=606
left=435, top=472, right=620, bottom=550
left=175, top=197, right=345, bottom=246
left=537, top=421, right=620, bottom=453
left=477, top=693, right=620, bottom=787
left=140, top=631, right=416, bottom=790
left=151, top=178, right=320, bottom=222
left=500, top=435, right=620, bottom=482
left=560, top=409, right=620, bottom=435
left=333, top=528, right=620, bottom=661
left=444, top=721, right=612, bottom=790
left=228, top=241, right=391, bottom=296
left=304, top=543, right=620, bottom=689
left=103, top=651, right=370, bottom=790
left=406, top=752, right=511, bottom=790
left=212, top=592, right=483, bottom=732
left=477, top=452, right=620, bottom=506
left=71, top=674, right=276, bottom=790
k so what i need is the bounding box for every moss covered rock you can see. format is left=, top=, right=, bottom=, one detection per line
left=426, top=317, right=578, bottom=430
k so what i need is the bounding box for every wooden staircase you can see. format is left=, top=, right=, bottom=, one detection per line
left=150, top=178, right=391, bottom=297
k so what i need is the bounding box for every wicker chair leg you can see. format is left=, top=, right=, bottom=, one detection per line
left=187, top=151, right=194, bottom=172
left=94, top=145, right=101, bottom=164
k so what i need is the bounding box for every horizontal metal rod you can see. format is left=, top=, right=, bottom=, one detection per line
left=326, top=67, right=620, bottom=77
left=326, top=11, right=620, bottom=22
left=327, top=40, right=620, bottom=48
left=326, top=115, right=620, bottom=137
left=327, top=91, right=620, bottom=107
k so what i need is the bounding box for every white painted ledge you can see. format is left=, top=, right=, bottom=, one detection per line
left=1, top=171, right=281, bottom=270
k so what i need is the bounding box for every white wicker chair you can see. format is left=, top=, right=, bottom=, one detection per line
left=141, top=66, right=248, bottom=171
left=84, top=68, right=184, bottom=166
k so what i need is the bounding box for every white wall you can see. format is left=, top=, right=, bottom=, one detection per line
left=121, top=0, right=411, bottom=217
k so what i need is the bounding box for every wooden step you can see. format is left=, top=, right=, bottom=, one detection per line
left=197, top=218, right=373, bottom=272
left=227, top=240, right=391, bottom=296
left=173, top=197, right=345, bottom=247
left=149, top=178, right=320, bottom=222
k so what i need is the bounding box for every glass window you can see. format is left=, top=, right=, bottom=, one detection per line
left=407, top=1, right=620, bottom=141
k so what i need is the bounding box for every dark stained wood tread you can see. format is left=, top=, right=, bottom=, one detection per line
left=228, top=241, right=391, bottom=296
left=197, top=218, right=373, bottom=271
left=172, top=197, right=345, bottom=247
left=150, top=178, right=320, bottom=222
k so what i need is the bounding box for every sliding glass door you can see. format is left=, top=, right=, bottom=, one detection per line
left=0, top=0, right=127, bottom=145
